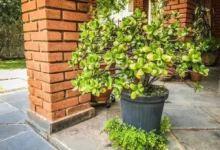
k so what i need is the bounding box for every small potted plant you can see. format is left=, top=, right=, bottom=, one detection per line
left=197, top=38, right=220, bottom=66
left=69, top=0, right=209, bottom=132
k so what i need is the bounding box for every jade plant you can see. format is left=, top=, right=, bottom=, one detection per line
left=69, top=0, right=209, bottom=99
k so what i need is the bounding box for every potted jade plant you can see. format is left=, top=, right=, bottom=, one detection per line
left=69, top=0, right=209, bottom=132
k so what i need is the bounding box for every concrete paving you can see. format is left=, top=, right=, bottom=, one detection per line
left=0, top=67, right=219, bottom=150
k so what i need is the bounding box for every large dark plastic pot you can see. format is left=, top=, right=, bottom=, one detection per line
left=121, top=90, right=169, bottom=132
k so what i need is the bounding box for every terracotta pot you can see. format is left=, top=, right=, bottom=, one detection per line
left=202, top=51, right=219, bottom=66
left=91, top=89, right=112, bottom=102
left=190, top=72, right=202, bottom=82
left=91, top=63, right=115, bottom=102
left=160, top=66, right=176, bottom=80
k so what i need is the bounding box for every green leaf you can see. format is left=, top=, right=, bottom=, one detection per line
left=131, top=92, right=137, bottom=99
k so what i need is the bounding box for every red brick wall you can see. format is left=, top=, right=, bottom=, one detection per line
left=21, top=0, right=94, bottom=121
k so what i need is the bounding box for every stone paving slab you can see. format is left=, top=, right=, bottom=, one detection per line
left=0, top=124, right=31, bottom=141
left=0, top=111, right=26, bottom=124
left=0, top=79, right=28, bottom=92
left=0, top=69, right=27, bottom=80
left=0, top=102, right=18, bottom=116
left=0, top=131, right=56, bottom=150
left=164, top=82, right=220, bottom=108
left=0, top=90, right=56, bottom=150
left=202, top=108, right=220, bottom=123
left=0, top=90, right=28, bottom=102
left=163, top=108, right=220, bottom=129
left=172, top=130, right=220, bottom=150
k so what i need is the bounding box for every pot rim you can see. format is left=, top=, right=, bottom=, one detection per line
left=121, top=88, right=169, bottom=104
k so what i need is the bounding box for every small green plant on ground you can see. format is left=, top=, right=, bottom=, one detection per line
left=0, top=86, right=4, bottom=91
left=101, top=117, right=171, bottom=150
left=0, top=59, right=26, bottom=69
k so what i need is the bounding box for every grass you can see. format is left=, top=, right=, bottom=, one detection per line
left=0, top=59, right=26, bottom=70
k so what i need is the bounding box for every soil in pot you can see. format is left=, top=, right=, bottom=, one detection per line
left=202, top=52, right=219, bottom=66
left=190, top=72, right=202, bottom=82
left=120, top=87, right=169, bottom=132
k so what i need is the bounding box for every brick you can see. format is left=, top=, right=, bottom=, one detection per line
left=24, top=42, right=39, bottom=51
left=43, top=91, right=65, bottom=103
left=29, top=9, right=61, bottom=21
left=29, top=94, right=43, bottom=107
left=31, top=31, right=62, bottom=41
left=25, top=52, right=32, bottom=60
left=66, top=89, right=82, bottom=98
left=42, top=81, right=73, bottom=93
left=34, top=71, right=64, bottom=83
left=29, top=86, right=65, bottom=102
left=32, top=52, right=63, bottom=62
left=37, top=0, right=76, bottom=10
left=39, top=42, right=77, bottom=51
left=36, top=106, right=51, bottom=119
left=41, top=63, right=72, bottom=73
left=51, top=109, right=66, bottom=120
left=27, top=69, right=34, bottom=77
left=36, top=106, right=66, bottom=121
left=79, top=93, right=91, bottom=103
left=22, top=13, right=29, bottom=22
left=66, top=103, right=91, bottom=115
left=63, top=32, right=80, bottom=41
left=28, top=78, right=42, bottom=89
left=22, top=0, right=37, bottom=12
left=77, top=3, right=90, bottom=12
left=21, top=0, right=28, bottom=3
left=24, top=33, right=31, bottom=41
left=179, top=0, right=187, bottom=3
left=168, top=0, right=179, bottom=5
left=23, top=22, right=38, bottom=32
left=171, top=4, right=187, bottom=9
left=30, top=102, right=36, bottom=112
left=38, top=20, right=76, bottom=31
left=26, top=61, right=41, bottom=71
left=64, top=52, right=72, bottom=61
left=63, top=11, right=89, bottom=21
left=164, top=6, right=171, bottom=11
left=65, top=70, right=82, bottom=80
left=43, top=97, right=78, bottom=112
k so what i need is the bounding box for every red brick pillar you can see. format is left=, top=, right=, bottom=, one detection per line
left=165, top=0, right=196, bottom=28
left=21, top=0, right=95, bottom=136
left=133, top=0, right=149, bottom=14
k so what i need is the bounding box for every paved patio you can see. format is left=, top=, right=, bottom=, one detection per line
left=0, top=69, right=56, bottom=150
left=0, top=67, right=219, bottom=150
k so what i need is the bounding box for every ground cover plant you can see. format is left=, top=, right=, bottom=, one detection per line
left=101, top=117, right=171, bottom=150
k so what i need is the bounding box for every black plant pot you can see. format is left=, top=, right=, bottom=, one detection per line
left=121, top=90, right=169, bottom=132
